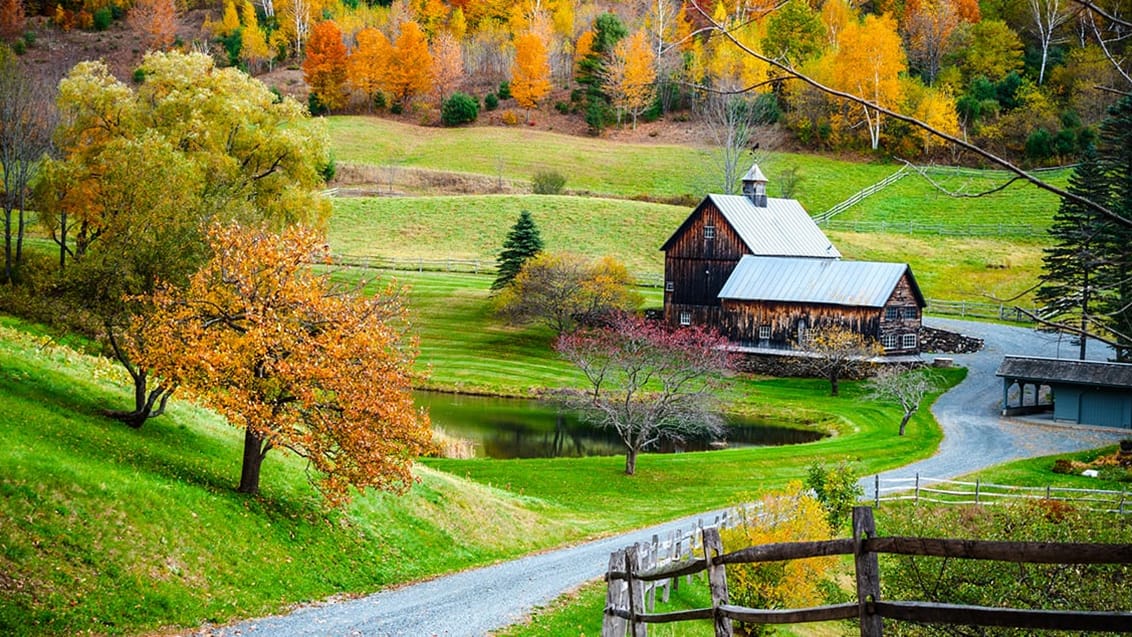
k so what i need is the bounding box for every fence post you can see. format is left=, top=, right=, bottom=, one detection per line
left=626, top=544, right=647, bottom=637
left=671, top=528, right=682, bottom=594
left=853, top=506, right=883, bottom=637
left=703, top=526, right=732, bottom=637
left=975, top=479, right=981, bottom=504
left=914, top=473, right=920, bottom=504
left=874, top=474, right=880, bottom=508
left=603, top=549, right=629, bottom=637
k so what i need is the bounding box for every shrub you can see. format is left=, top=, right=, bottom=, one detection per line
left=131, top=67, right=146, bottom=83
left=11, top=39, right=25, bottom=55
left=531, top=170, right=566, bottom=195
left=497, top=80, right=511, bottom=100
left=319, top=154, right=336, bottom=182
left=1051, top=458, right=1075, bottom=474
left=500, top=110, right=520, bottom=126
left=805, top=460, right=863, bottom=532
left=22, top=30, right=35, bottom=46
left=390, top=102, right=403, bottom=115
left=554, top=101, right=569, bottom=114
left=484, top=93, right=499, bottom=110
left=308, top=92, right=328, bottom=116
left=441, top=92, right=479, bottom=126
left=92, top=7, right=112, bottom=31
left=721, top=483, right=838, bottom=635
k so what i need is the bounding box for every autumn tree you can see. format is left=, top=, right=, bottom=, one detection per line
left=867, top=367, right=940, bottom=435
left=0, top=45, right=54, bottom=284
left=606, top=29, right=655, bottom=129
left=495, top=252, right=642, bottom=334
left=430, top=31, right=464, bottom=104
left=901, top=0, right=960, bottom=85
left=348, top=26, right=392, bottom=108
left=276, top=0, right=317, bottom=57
left=303, top=20, right=349, bottom=113
left=763, top=0, right=826, bottom=68
left=828, top=12, right=906, bottom=150
left=0, top=0, right=26, bottom=41
left=555, top=312, right=733, bottom=475
left=512, top=29, right=552, bottom=121
left=137, top=224, right=432, bottom=503
left=128, top=0, right=178, bottom=50
left=492, top=209, right=543, bottom=291
left=35, top=51, right=331, bottom=427
left=384, top=20, right=433, bottom=108
left=797, top=324, right=882, bottom=396
left=721, top=482, right=838, bottom=633
left=576, top=11, right=627, bottom=133
left=1027, top=0, right=1075, bottom=85
left=955, top=19, right=1024, bottom=84
left=239, top=0, right=271, bottom=73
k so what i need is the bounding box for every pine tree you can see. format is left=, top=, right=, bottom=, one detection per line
left=1095, top=96, right=1132, bottom=361
left=1036, top=145, right=1110, bottom=360
left=492, top=210, right=544, bottom=292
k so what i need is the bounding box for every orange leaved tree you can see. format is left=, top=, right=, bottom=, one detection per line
left=137, top=224, right=432, bottom=504
left=511, top=29, right=551, bottom=121
left=303, top=20, right=349, bottom=112
left=384, top=20, right=433, bottom=108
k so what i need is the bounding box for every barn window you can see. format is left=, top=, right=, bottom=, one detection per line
left=882, top=333, right=898, bottom=349
left=902, top=333, right=918, bottom=349
left=905, top=306, right=919, bottom=319
left=704, top=224, right=715, bottom=239
left=758, top=325, right=771, bottom=340
left=665, top=281, right=674, bottom=292
left=885, top=306, right=899, bottom=321
left=679, top=311, right=692, bottom=326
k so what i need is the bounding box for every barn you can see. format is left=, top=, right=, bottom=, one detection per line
left=660, top=164, right=925, bottom=355
left=997, top=355, right=1132, bottom=429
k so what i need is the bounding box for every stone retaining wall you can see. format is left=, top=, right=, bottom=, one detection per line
left=920, top=325, right=984, bottom=354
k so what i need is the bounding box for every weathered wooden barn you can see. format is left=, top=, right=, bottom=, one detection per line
left=717, top=256, right=925, bottom=354
left=661, top=164, right=925, bottom=355
left=997, top=355, right=1132, bottom=429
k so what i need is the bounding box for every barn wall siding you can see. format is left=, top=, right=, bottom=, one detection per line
left=664, top=202, right=749, bottom=314
left=719, top=300, right=882, bottom=345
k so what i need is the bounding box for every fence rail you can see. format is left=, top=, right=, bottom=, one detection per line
left=923, top=298, right=1036, bottom=323
left=814, top=166, right=910, bottom=223
left=329, top=254, right=665, bottom=287
left=603, top=507, right=1132, bottom=637
left=871, top=474, right=1131, bottom=514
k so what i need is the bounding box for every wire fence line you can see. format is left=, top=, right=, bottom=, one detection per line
left=871, top=474, right=1131, bottom=514
left=330, top=253, right=666, bottom=287
left=822, top=218, right=1047, bottom=237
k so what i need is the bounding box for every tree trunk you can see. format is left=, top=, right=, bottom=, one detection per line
left=829, top=371, right=840, bottom=396
left=238, top=427, right=270, bottom=495
left=899, top=412, right=913, bottom=436
left=624, top=447, right=638, bottom=476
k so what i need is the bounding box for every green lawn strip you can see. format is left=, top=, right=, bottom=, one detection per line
left=834, top=167, right=1066, bottom=230
left=326, top=116, right=895, bottom=210
left=958, top=445, right=1130, bottom=493
left=330, top=194, right=687, bottom=274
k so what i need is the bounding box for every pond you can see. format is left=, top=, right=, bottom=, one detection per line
left=416, top=391, right=826, bottom=459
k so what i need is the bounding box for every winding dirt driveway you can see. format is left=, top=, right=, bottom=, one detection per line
left=191, top=319, right=1127, bottom=637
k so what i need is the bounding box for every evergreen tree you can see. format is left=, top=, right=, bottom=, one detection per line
left=1095, top=96, right=1132, bottom=361
left=492, top=210, right=543, bottom=291
left=1036, top=145, right=1109, bottom=360
left=575, top=12, right=627, bottom=134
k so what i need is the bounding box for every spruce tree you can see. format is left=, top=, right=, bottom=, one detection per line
left=1096, top=96, right=1132, bottom=361
left=492, top=210, right=543, bottom=291
left=1036, top=145, right=1109, bottom=360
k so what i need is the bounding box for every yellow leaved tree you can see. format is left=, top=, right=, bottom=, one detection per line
left=512, top=29, right=552, bottom=122
left=828, top=12, right=906, bottom=149
left=606, top=29, right=655, bottom=129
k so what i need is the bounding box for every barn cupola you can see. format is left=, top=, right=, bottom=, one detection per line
left=741, top=164, right=769, bottom=207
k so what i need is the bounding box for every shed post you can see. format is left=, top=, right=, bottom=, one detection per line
left=626, top=544, right=647, bottom=637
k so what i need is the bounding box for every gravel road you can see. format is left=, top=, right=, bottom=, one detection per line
left=192, top=319, right=1128, bottom=637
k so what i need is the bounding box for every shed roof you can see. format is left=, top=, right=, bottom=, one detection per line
left=660, top=194, right=841, bottom=259
left=717, top=255, right=924, bottom=308
left=996, top=355, right=1132, bottom=389
left=742, top=164, right=768, bottom=182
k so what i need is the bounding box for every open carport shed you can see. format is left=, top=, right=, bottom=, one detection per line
left=996, top=355, right=1132, bottom=429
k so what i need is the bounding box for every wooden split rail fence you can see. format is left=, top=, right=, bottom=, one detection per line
left=871, top=474, right=1131, bottom=514
left=603, top=506, right=1132, bottom=637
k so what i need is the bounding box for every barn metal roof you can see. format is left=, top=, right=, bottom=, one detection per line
left=717, top=255, right=921, bottom=307
left=708, top=194, right=842, bottom=258
left=742, top=164, right=768, bottom=182
left=996, top=355, right=1132, bottom=388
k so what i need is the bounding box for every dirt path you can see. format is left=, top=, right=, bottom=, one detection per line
left=188, top=319, right=1127, bottom=637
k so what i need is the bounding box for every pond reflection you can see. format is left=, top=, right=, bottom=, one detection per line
left=416, top=391, right=825, bottom=459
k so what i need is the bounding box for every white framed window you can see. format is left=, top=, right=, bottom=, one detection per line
left=758, top=325, right=771, bottom=340
left=905, top=306, right=918, bottom=319
left=679, top=311, right=692, bottom=326
left=882, top=333, right=898, bottom=349
left=665, top=281, right=674, bottom=292
left=903, top=333, right=918, bottom=349
left=885, top=306, right=899, bottom=321
left=704, top=224, right=715, bottom=239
